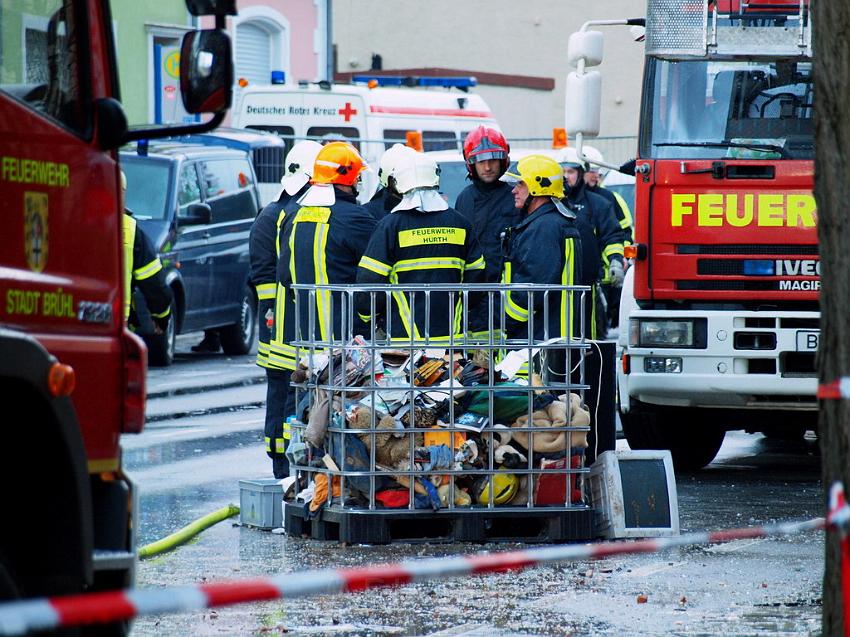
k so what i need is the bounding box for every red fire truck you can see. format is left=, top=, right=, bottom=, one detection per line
left=0, top=0, right=235, bottom=618
left=567, top=0, right=815, bottom=470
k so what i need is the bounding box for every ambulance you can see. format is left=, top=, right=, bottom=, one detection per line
left=232, top=75, right=500, bottom=198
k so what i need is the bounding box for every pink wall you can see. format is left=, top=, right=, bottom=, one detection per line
left=201, top=0, right=320, bottom=81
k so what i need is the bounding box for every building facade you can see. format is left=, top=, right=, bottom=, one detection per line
left=332, top=0, right=645, bottom=153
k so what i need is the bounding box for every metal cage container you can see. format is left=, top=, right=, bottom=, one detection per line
left=285, top=282, right=597, bottom=540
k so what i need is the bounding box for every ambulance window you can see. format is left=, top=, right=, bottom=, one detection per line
left=422, top=131, right=459, bottom=152
left=306, top=126, right=360, bottom=150
left=246, top=125, right=295, bottom=151
left=0, top=1, right=88, bottom=135
left=383, top=130, right=409, bottom=149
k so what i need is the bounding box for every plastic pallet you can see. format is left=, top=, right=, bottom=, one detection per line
left=284, top=502, right=595, bottom=544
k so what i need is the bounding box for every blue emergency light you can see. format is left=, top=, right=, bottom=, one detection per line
left=352, top=75, right=478, bottom=90
left=742, top=259, right=775, bottom=276
left=270, top=70, right=286, bottom=84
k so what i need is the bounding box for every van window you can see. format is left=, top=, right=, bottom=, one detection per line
left=177, top=163, right=202, bottom=210
left=123, top=161, right=172, bottom=221
left=384, top=129, right=458, bottom=152
left=201, top=158, right=257, bottom=222
left=306, top=126, right=361, bottom=149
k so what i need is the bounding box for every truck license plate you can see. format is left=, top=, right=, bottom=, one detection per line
left=796, top=330, right=819, bottom=352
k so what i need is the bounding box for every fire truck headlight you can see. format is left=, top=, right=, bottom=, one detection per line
left=631, top=319, right=705, bottom=348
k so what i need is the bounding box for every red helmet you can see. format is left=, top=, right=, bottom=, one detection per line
left=462, top=126, right=510, bottom=179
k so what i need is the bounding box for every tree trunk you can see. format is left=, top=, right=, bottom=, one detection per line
left=814, top=2, right=850, bottom=635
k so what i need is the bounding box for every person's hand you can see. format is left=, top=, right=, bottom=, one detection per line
left=153, top=315, right=170, bottom=334
left=608, top=259, right=625, bottom=287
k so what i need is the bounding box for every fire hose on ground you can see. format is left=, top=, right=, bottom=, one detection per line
left=138, top=504, right=241, bottom=560
left=0, top=483, right=847, bottom=637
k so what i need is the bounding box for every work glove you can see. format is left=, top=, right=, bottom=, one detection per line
left=153, top=314, right=171, bottom=334
left=608, top=259, right=625, bottom=287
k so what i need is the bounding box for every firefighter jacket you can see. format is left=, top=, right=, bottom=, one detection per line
left=355, top=207, right=486, bottom=341
left=455, top=180, right=522, bottom=283
left=587, top=183, right=634, bottom=246
left=502, top=199, right=583, bottom=341
left=249, top=191, right=292, bottom=370
left=277, top=188, right=377, bottom=347
left=122, top=214, right=172, bottom=329
left=564, top=181, right=624, bottom=285
left=363, top=187, right=401, bottom=221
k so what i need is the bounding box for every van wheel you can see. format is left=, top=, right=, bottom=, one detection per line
left=146, top=299, right=177, bottom=367
left=220, top=287, right=256, bottom=356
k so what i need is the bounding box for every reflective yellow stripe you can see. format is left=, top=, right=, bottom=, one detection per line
left=134, top=257, right=162, bottom=281
left=283, top=421, right=292, bottom=441
left=561, top=238, right=575, bottom=337
left=88, top=458, right=119, bottom=473
left=314, top=223, right=331, bottom=340
left=274, top=209, right=286, bottom=258
left=296, top=206, right=331, bottom=223
left=611, top=190, right=634, bottom=236
left=276, top=437, right=287, bottom=451
left=465, top=255, right=485, bottom=271
left=392, top=257, right=464, bottom=273
left=388, top=269, right=421, bottom=340
left=503, top=261, right=530, bottom=322
left=602, top=242, right=624, bottom=265
left=265, top=436, right=273, bottom=453
left=150, top=306, right=171, bottom=319
left=122, top=216, right=135, bottom=320
left=359, top=255, right=392, bottom=277
left=358, top=312, right=372, bottom=323
left=256, top=283, right=276, bottom=300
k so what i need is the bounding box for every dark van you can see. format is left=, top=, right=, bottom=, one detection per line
left=120, top=142, right=260, bottom=366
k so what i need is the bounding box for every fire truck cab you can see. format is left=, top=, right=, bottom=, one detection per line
left=0, top=0, right=235, bottom=618
left=568, top=0, right=815, bottom=470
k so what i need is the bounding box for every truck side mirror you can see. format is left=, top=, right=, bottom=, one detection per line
left=566, top=70, right=602, bottom=138
left=180, top=30, right=233, bottom=115
left=185, top=0, right=237, bottom=16
left=567, top=31, right=604, bottom=68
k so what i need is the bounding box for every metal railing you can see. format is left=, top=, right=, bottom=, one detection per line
left=287, top=282, right=593, bottom=514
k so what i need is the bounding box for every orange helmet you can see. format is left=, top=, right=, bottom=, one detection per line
left=311, top=142, right=368, bottom=187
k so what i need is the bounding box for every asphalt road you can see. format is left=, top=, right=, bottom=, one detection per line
left=124, top=334, right=824, bottom=636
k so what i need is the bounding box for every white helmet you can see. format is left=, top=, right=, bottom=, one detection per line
left=557, top=146, right=585, bottom=170
left=280, top=140, right=323, bottom=196
left=392, top=152, right=440, bottom=195
left=378, top=143, right=417, bottom=189
left=391, top=152, right=448, bottom=213
left=582, top=146, right=605, bottom=173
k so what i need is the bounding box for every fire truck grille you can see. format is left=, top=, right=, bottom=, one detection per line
left=678, top=245, right=819, bottom=256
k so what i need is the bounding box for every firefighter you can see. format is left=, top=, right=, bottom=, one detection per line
left=356, top=151, right=485, bottom=341
left=502, top=155, right=582, bottom=342
left=250, top=140, right=321, bottom=478
left=121, top=171, right=172, bottom=333
left=277, top=141, right=377, bottom=349
left=582, top=146, right=634, bottom=331
left=582, top=146, right=634, bottom=246
left=558, top=147, right=624, bottom=339
left=455, top=126, right=521, bottom=283
left=364, top=143, right=416, bottom=220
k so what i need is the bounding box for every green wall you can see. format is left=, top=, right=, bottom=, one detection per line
left=111, top=1, right=192, bottom=125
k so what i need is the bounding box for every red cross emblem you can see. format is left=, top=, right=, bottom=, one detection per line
left=339, top=102, right=358, bottom=122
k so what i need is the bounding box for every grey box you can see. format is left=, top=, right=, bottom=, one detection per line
left=239, top=479, right=283, bottom=530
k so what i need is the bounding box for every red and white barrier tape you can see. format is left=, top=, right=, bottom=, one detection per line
left=0, top=514, right=832, bottom=636
left=817, top=378, right=850, bottom=400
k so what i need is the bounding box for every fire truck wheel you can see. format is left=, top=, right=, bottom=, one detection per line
left=0, top=551, right=19, bottom=600
left=621, top=399, right=725, bottom=471
left=146, top=298, right=177, bottom=367
left=220, top=286, right=257, bottom=356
